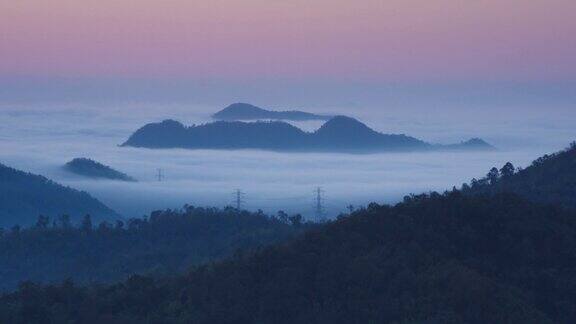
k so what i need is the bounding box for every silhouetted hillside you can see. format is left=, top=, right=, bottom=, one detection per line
left=124, top=119, right=308, bottom=150
left=212, top=103, right=332, bottom=121
left=64, top=158, right=136, bottom=181
left=122, top=116, right=494, bottom=152
left=442, top=138, right=495, bottom=151
left=2, top=192, right=574, bottom=323
left=0, top=207, right=310, bottom=292
left=0, top=163, right=119, bottom=228
left=462, top=141, right=576, bottom=208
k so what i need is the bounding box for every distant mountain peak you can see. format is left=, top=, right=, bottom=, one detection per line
left=314, top=116, right=384, bottom=140
left=457, top=138, right=495, bottom=150
left=317, top=115, right=372, bottom=131
left=64, top=158, right=136, bottom=182
left=212, top=103, right=331, bottom=121
left=464, top=137, right=489, bottom=145
left=221, top=103, right=267, bottom=114
left=159, top=119, right=185, bottom=128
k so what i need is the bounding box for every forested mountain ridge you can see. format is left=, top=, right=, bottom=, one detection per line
left=0, top=163, right=118, bottom=227
left=212, top=102, right=332, bottom=121
left=0, top=206, right=310, bottom=292
left=2, top=192, right=575, bottom=323
left=462, top=141, right=576, bottom=209
left=3, top=143, right=574, bottom=323
left=122, top=116, right=494, bottom=152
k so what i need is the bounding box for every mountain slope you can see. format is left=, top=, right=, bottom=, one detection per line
left=312, top=115, right=429, bottom=150
left=64, top=158, right=136, bottom=181
left=212, top=103, right=332, bottom=121
left=0, top=163, right=119, bottom=227
left=123, top=119, right=308, bottom=150
left=0, top=207, right=310, bottom=292
left=2, top=192, right=574, bottom=323
left=122, top=116, right=493, bottom=152
left=463, top=142, right=576, bottom=208
left=442, top=138, right=495, bottom=151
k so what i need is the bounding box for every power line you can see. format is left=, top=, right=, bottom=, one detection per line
left=250, top=195, right=309, bottom=201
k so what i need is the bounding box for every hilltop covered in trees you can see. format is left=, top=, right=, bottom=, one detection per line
left=122, top=116, right=494, bottom=153
left=0, top=163, right=118, bottom=228
left=2, top=192, right=575, bottom=323
left=462, top=142, right=576, bottom=209
left=64, top=158, right=136, bottom=182
left=0, top=206, right=310, bottom=292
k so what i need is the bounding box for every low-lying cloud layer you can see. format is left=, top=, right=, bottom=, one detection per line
left=0, top=102, right=574, bottom=220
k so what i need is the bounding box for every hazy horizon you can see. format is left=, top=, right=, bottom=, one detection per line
left=1, top=0, right=575, bottom=222
left=1, top=90, right=574, bottom=220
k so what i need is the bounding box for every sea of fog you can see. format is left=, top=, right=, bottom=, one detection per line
left=1, top=102, right=574, bottom=220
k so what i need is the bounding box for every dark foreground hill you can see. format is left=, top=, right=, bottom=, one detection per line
left=122, top=116, right=494, bottom=152
left=212, top=103, right=332, bottom=121
left=2, top=192, right=575, bottom=323
left=462, top=141, right=576, bottom=209
left=64, top=158, right=136, bottom=182
left=0, top=163, right=118, bottom=227
left=0, top=207, right=309, bottom=292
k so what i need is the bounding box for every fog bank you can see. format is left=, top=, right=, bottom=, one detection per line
left=1, top=99, right=574, bottom=220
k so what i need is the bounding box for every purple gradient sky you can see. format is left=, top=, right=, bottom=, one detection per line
left=1, top=0, right=575, bottom=81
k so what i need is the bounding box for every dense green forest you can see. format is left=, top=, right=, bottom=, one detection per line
left=462, top=141, right=576, bottom=209
left=2, top=191, right=575, bottom=323
left=0, top=163, right=118, bottom=227
left=0, top=207, right=310, bottom=292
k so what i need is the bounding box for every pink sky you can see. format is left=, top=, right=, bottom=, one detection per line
left=1, top=0, right=575, bottom=81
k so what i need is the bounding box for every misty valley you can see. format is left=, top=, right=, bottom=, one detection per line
left=2, top=1, right=576, bottom=321
left=1, top=101, right=575, bottom=323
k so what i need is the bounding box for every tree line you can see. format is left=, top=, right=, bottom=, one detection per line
left=2, top=191, right=576, bottom=323
left=0, top=206, right=313, bottom=292
left=461, top=141, right=576, bottom=209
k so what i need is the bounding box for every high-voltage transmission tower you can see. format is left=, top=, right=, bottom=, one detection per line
left=156, top=168, right=164, bottom=182
left=314, top=187, right=325, bottom=222
left=233, top=189, right=245, bottom=210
